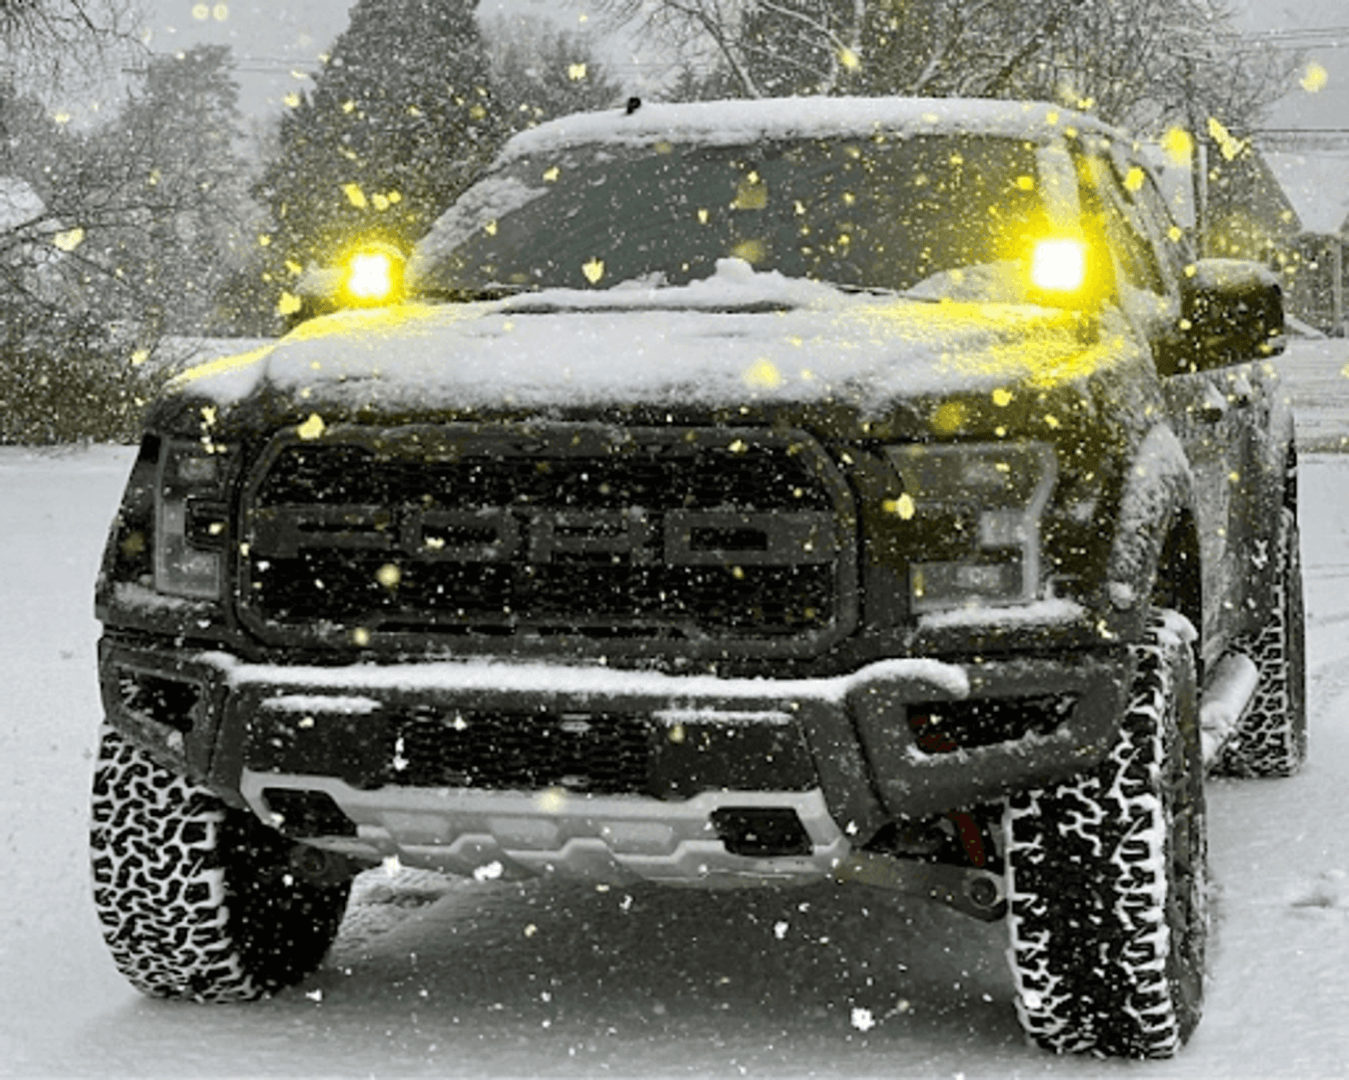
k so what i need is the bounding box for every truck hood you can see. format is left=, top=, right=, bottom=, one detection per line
left=173, top=260, right=1126, bottom=422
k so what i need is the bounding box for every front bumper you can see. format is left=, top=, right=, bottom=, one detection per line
left=99, top=638, right=1128, bottom=886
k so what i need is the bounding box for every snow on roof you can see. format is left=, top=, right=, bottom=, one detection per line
left=501, top=96, right=1111, bottom=162
left=0, top=177, right=43, bottom=231
left=1265, top=151, right=1349, bottom=236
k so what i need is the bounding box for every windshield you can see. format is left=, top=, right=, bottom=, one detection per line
left=412, top=134, right=1051, bottom=298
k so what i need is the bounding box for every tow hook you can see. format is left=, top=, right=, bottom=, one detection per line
left=834, top=851, right=1007, bottom=921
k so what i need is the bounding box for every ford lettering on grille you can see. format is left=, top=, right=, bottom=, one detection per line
left=238, top=423, right=857, bottom=658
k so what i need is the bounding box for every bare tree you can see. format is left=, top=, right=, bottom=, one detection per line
left=0, top=0, right=142, bottom=88
left=593, top=0, right=1291, bottom=134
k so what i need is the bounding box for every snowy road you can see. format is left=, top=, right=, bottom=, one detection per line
left=3, top=342, right=1349, bottom=1078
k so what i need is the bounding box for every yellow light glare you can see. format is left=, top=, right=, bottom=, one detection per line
left=1031, top=239, right=1088, bottom=293
left=345, top=252, right=395, bottom=301
left=1302, top=61, right=1328, bottom=94
left=1162, top=127, right=1193, bottom=166
left=52, top=226, right=85, bottom=252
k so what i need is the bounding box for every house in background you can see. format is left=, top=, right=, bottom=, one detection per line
left=1263, top=151, right=1349, bottom=335
left=1145, top=137, right=1348, bottom=333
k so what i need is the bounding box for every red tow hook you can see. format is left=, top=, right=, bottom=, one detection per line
left=949, top=810, right=988, bottom=868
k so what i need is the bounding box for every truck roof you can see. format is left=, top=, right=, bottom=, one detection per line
left=501, top=96, right=1117, bottom=164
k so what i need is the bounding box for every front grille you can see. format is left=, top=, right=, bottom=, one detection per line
left=238, top=423, right=856, bottom=657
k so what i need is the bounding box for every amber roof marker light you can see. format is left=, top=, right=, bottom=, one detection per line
left=339, top=242, right=406, bottom=307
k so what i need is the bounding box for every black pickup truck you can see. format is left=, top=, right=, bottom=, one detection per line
left=90, top=96, right=1302, bottom=1059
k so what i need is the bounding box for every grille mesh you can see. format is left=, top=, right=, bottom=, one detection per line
left=387, top=709, right=652, bottom=794
left=239, top=424, right=851, bottom=654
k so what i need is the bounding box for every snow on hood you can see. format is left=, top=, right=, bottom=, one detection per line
left=172, top=260, right=1118, bottom=417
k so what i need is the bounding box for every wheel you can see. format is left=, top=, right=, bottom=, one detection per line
left=90, top=726, right=350, bottom=1001
left=1003, top=611, right=1207, bottom=1058
left=1214, top=506, right=1307, bottom=777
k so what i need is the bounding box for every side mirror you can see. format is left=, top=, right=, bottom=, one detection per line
left=1179, top=258, right=1284, bottom=372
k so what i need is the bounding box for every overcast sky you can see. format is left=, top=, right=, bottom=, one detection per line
left=131, top=0, right=1349, bottom=133
left=138, top=1, right=615, bottom=117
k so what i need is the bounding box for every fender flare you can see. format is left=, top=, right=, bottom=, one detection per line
left=1104, top=424, right=1203, bottom=641
left=1260, top=366, right=1298, bottom=513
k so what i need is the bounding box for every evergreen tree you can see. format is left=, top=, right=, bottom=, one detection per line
left=257, top=0, right=504, bottom=315
left=486, top=15, right=624, bottom=136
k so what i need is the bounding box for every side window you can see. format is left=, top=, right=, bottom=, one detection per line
left=1080, top=153, right=1167, bottom=297
left=1128, top=166, right=1194, bottom=287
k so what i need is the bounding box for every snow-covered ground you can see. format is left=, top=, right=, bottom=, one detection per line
left=3, top=341, right=1349, bottom=1078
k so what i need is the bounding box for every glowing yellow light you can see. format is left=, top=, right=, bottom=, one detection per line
left=568, top=62, right=587, bottom=81
left=883, top=494, right=916, bottom=520
left=192, top=3, right=209, bottom=19
left=276, top=291, right=303, bottom=316
left=732, top=174, right=768, bottom=210
left=731, top=239, right=766, bottom=264
left=743, top=358, right=782, bottom=389
left=1124, top=166, right=1145, bottom=193
left=213, top=3, right=228, bottom=19
left=931, top=401, right=966, bottom=434
left=284, top=92, right=301, bottom=108
left=346, top=252, right=395, bottom=300
left=1162, top=127, right=1193, bottom=166
left=1015, top=175, right=1035, bottom=191
left=582, top=258, right=605, bottom=284
left=543, top=166, right=560, bottom=183
left=375, top=563, right=401, bottom=589
left=1030, top=238, right=1087, bottom=293
left=838, top=47, right=861, bottom=71
left=52, top=227, right=84, bottom=252
left=1302, top=61, right=1328, bottom=93
left=297, top=413, right=326, bottom=440
left=1207, top=116, right=1244, bottom=161
left=343, top=183, right=368, bottom=209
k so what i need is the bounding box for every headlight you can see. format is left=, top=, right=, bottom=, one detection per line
left=885, top=442, right=1057, bottom=613
left=154, top=439, right=231, bottom=599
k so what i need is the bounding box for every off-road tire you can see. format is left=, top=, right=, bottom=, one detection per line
left=1213, top=506, right=1307, bottom=777
left=1004, top=611, right=1207, bottom=1058
left=90, top=726, right=350, bottom=1001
